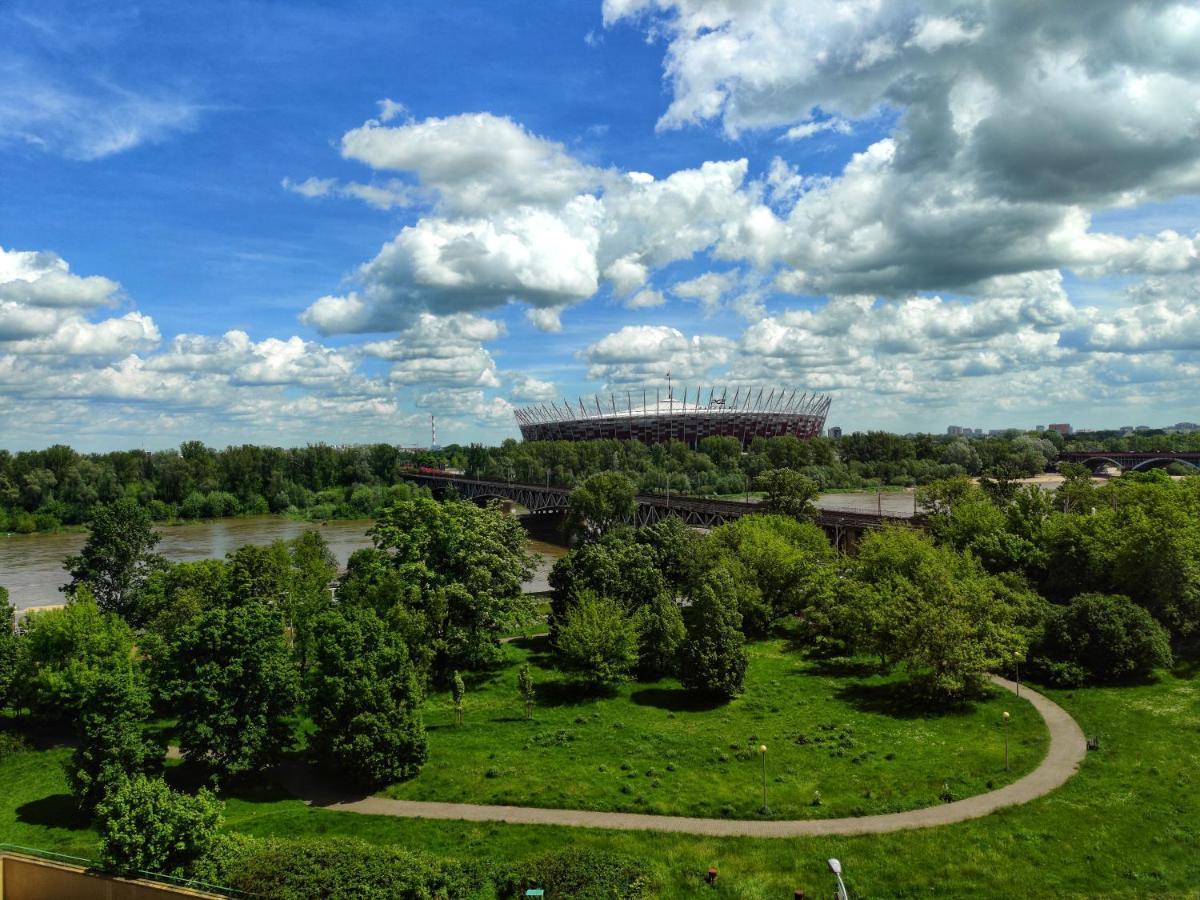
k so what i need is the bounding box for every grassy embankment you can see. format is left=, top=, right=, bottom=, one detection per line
left=1, top=644, right=1196, bottom=897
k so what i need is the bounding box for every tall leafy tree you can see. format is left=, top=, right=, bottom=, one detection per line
left=633, top=593, right=685, bottom=680
left=755, top=468, right=820, bottom=522
left=548, top=531, right=665, bottom=639
left=678, top=574, right=747, bottom=699
left=0, top=588, right=20, bottom=710
left=286, top=530, right=338, bottom=671
left=838, top=529, right=1027, bottom=701
left=64, top=498, right=166, bottom=624
left=308, top=606, right=427, bottom=789
left=168, top=600, right=299, bottom=778
left=700, top=514, right=834, bottom=636
left=565, top=471, right=637, bottom=539
left=20, top=591, right=136, bottom=718
left=68, top=666, right=161, bottom=814
left=362, top=498, right=536, bottom=677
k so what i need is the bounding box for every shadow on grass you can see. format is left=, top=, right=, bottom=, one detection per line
left=16, top=794, right=91, bottom=831
left=834, top=681, right=972, bottom=720
left=163, top=759, right=292, bottom=803
left=629, top=687, right=728, bottom=713
left=801, top=657, right=884, bottom=678
left=533, top=679, right=612, bottom=707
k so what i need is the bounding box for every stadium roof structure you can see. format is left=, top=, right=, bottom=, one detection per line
left=514, top=384, right=831, bottom=448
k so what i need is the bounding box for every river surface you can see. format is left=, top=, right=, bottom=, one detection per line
left=0, top=516, right=567, bottom=611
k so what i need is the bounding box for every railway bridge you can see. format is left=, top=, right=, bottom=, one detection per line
left=1057, top=450, right=1200, bottom=473
left=399, top=472, right=916, bottom=546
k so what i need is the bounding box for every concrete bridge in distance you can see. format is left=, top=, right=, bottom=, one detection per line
left=1057, top=450, right=1200, bottom=473
left=399, top=472, right=916, bottom=544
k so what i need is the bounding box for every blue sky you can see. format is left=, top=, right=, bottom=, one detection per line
left=2, top=1, right=1199, bottom=450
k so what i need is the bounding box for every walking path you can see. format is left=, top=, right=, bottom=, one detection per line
left=278, top=676, right=1087, bottom=838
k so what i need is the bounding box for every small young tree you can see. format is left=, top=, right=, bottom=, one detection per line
left=555, top=591, right=638, bottom=690
left=517, top=664, right=535, bottom=719
left=633, top=593, right=685, bottom=680
left=68, top=666, right=160, bottom=815
left=97, top=776, right=221, bottom=877
left=678, top=576, right=747, bottom=699
left=452, top=672, right=466, bottom=725
left=308, top=605, right=428, bottom=789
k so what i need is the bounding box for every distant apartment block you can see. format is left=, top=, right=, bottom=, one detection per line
left=827, top=426, right=843, bottom=438
left=1048, top=423, right=1073, bottom=435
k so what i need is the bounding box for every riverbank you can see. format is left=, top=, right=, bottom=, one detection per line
left=0, top=515, right=566, bottom=611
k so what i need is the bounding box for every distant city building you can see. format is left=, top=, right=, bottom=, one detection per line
left=515, top=385, right=830, bottom=449
left=1135, top=425, right=1152, bottom=432
left=1120, top=426, right=1134, bottom=435
left=1168, top=422, right=1200, bottom=433
left=1035, top=425, right=1046, bottom=432
left=1048, top=423, right=1073, bottom=435
left=947, top=425, right=966, bottom=436
left=827, top=426, right=843, bottom=439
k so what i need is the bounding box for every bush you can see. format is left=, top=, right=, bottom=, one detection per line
left=503, top=847, right=652, bottom=899
left=1032, top=593, right=1173, bottom=685
left=210, top=836, right=493, bottom=899
left=97, top=775, right=221, bottom=877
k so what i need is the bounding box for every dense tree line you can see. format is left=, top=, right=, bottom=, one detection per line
left=0, top=441, right=443, bottom=533
left=456, top=430, right=1062, bottom=497
left=6, top=426, right=1197, bottom=535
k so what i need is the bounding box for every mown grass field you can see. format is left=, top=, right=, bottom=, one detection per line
left=382, top=638, right=1045, bottom=820
left=2, top=659, right=1197, bottom=897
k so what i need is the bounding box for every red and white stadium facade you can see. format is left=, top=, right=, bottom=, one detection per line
left=514, top=385, right=831, bottom=449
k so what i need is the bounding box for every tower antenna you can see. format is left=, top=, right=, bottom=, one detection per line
left=431, top=414, right=437, bottom=449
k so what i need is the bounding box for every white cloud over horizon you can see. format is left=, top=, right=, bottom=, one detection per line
left=7, top=0, right=1200, bottom=446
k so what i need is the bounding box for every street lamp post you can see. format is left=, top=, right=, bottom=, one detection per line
left=758, top=744, right=769, bottom=814
left=828, top=859, right=849, bottom=900
left=1002, top=710, right=1011, bottom=771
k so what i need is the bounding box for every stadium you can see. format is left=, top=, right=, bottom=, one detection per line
left=514, top=385, right=831, bottom=449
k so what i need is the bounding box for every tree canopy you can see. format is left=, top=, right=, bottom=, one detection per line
left=64, top=498, right=166, bottom=624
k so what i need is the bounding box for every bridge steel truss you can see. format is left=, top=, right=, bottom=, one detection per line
left=402, top=473, right=914, bottom=534
left=1057, top=450, right=1200, bottom=472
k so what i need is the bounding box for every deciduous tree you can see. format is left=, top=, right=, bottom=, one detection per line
left=755, top=468, right=820, bottom=522
left=97, top=776, right=221, bottom=877
left=68, top=666, right=160, bottom=814
left=168, top=600, right=299, bottom=778
left=566, top=472, right=637, bottom=539
left=678, top=574, right=747, bottom=699
left=64, top=498, right=166, bottom=624
left=555, top=591, right=638, bottom=690
left=308, top=606, right=427, bottom=789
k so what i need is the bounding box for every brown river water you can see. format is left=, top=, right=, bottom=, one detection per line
left=0, top=516, right=567, bottom=611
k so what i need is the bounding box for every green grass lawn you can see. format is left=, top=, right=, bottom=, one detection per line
left=3, top=664, right=1197, bottom=897
left=381, top=639, right=1045, bottom=820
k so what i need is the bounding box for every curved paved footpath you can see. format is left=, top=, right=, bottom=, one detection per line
left=278, top=675, right=1086, bottom=838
